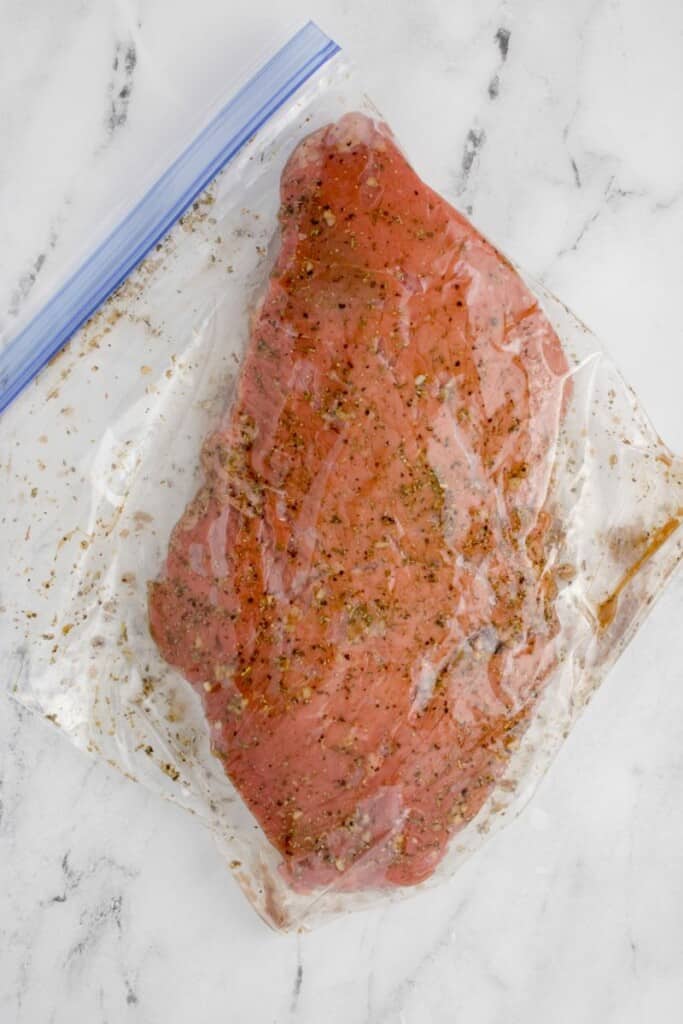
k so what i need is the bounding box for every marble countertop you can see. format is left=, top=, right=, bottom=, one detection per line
left=1, top=0, right=682, bottom=1021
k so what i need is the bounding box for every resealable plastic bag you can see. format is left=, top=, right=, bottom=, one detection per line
left=1, top=22, right=681, bottom=930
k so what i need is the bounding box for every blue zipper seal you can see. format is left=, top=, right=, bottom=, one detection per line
left=0, top=21, right=339, bottom=415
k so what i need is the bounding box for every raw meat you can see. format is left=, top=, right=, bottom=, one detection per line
left=149, top=113, right=569, bottom=890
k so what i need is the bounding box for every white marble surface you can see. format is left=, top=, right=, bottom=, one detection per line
left=1, top=0, right=683, bottom=1020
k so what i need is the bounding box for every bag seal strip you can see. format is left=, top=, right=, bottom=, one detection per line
left=0, top=20, right=339, bottom=415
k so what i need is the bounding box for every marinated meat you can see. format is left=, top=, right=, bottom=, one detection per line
left=149, top=113, right=568, bottom=890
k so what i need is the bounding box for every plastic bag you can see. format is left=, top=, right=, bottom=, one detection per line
left=2, top=22, right=681, bottom=930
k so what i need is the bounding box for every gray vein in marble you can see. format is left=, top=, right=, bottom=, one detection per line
left=8, top=228, right=58, bottom=319
left=653, top=188, right=683, bottom=212
left=66, top=892, right=123, bottom=968
left=46, top=851, right=82, bottom=906
left=560, top=205, right=602, bottom=259
left=562, top=99, right=582, bottom=145
left=6, top=645, right=31, bottom=700
left=361, top=914, right=381, bottom=1024
left=15, top=939, right=31, bottom=1017
left=494, top=26, right=510, bottom=61
left=372, top=897, right=472, bottom=1023
left=290, top=949, right=303, bottom=1016
left=458, top=26, right=514, bottom=201
left=107, top=39, right=137, bottom=135
left=488, top=26, right=511, bottom=99
left=2, top=32, right=138, bottom=333
left=459, top=127, right=486, bottom=194
left=553, top=173, right=650, bottom=263
left=0, top=698, right=29, bottom=848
